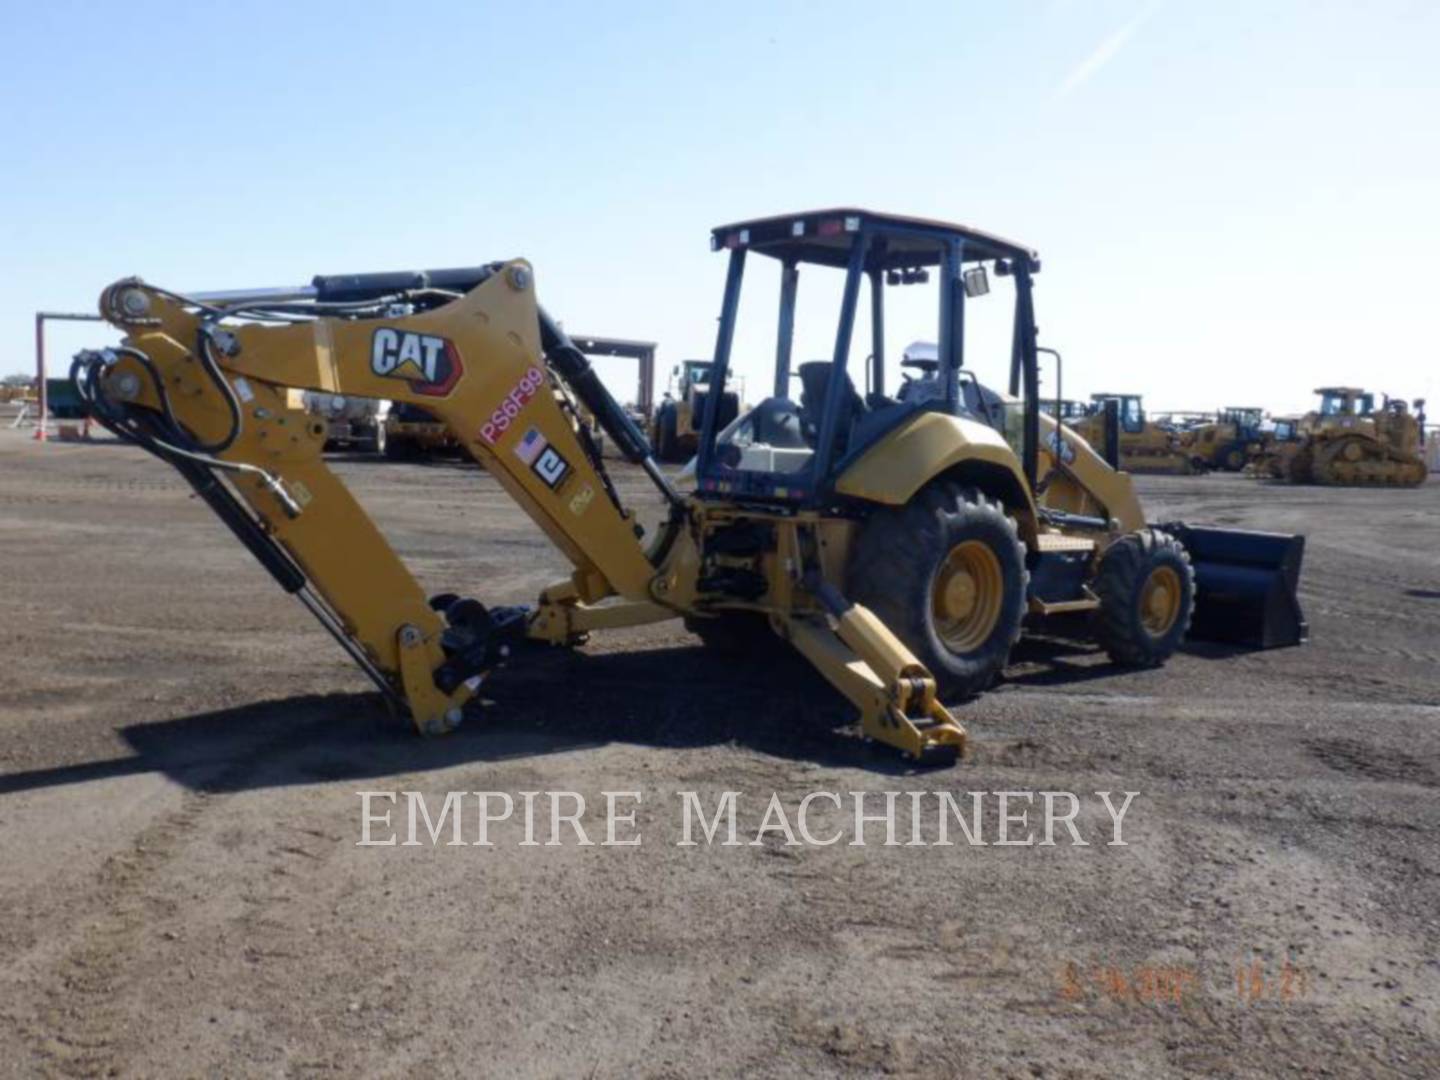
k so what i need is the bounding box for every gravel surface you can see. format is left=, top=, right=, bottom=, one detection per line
left=1, top=427, right=1437, bottom=1077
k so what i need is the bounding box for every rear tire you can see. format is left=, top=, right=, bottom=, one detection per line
left=1092, top=529, right=1194, bottom=666
left=848, top=483, right=1028, bottom=699
left=383, top=436, right=412, bottom=462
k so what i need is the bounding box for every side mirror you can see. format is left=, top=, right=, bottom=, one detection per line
left=963, top=266, right=990, bottom=298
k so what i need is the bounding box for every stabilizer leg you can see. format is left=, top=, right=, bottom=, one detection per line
left=777, top=594, right=967, bottom=761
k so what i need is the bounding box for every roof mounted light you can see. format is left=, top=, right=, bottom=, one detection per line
left=843, top=215, right=860, bottom=232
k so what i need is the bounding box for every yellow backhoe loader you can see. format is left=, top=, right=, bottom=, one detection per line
left=1252, top=388, right=1426, bottom=487
left=70, top=210, right=1306, bottom=761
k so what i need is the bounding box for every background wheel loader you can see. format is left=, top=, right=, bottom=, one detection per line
left=650, top=359, right=740, bottom=463
left=70, top=209, right=1307, bottom=761
left=1177, top=407, right=1266, bottom=472
left=1251, top=387, right=1426, bottom=487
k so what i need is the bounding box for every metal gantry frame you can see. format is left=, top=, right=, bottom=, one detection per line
left=568, top=335, right=659, bottom=419
left=33, top=310, right=105, bottom=441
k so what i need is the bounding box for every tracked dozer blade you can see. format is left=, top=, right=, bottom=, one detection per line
left=1160, top=523, right=1307, bottom=648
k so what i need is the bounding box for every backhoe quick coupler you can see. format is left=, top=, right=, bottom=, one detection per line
left=428, top=596, right=530, bottom=695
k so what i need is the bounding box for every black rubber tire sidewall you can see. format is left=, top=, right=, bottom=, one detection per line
left=848, top=484, right=1027, bottom=700
left=1092, top=529, right=1195, bottom=666
left=657, top=409, right=678, bottom=462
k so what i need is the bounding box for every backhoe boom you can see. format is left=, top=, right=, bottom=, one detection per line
left=74, top=258, right=969, bottom=757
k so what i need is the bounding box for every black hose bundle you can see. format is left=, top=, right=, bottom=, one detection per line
left=70, top=346, right=299, bottom=517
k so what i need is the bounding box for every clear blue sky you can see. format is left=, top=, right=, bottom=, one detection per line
left=3, top=0, right=1436, bottom=417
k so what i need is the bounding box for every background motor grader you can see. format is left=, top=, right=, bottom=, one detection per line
left=70, top=209, right=1306, bottom=761
left=1252, top=387, right=1426, bottom=487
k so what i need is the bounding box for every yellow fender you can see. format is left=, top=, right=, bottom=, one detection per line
left=835, top=412, right=1040, bottom=541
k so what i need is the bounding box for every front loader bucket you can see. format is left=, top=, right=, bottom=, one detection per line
left=1160, top=524, right=1307, bottom=648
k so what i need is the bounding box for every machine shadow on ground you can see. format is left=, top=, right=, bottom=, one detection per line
left=0, top=644, right=944, bottom=796
left=0, top=631, right=1255, bottom=799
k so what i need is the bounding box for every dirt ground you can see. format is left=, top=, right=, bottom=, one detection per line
left=1, top=425, right=1437, bottom=1078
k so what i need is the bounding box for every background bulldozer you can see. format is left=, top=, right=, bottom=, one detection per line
left=70, top=209, right=1306, bottom=762
left=1073, top=393, right=1197, bottom=474
left=1252, top=387, right=1426, bottom=487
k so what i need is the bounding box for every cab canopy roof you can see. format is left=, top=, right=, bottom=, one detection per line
left=709, top=208, right=1039, bottom=271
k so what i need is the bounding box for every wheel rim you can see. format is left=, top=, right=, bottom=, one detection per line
left=932, top=540, right=1004, bottom=653
left=1139, top=565, right=1182, bottom=637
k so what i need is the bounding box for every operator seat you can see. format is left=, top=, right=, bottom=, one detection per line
left=797, top=360, right=865, bottom=450
left=961, top=378, right=1007, bottom=431
left=748, top=396, right=807, bottom=448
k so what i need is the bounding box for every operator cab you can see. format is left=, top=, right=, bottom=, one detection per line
left=1040, top=398, right=1089, bottom=422
left=696, top=209, right=1043, bottom=504
left=1317, top=387, right=1372, bottom=417
left=674, top=360, right=719, bottom=397
left=1091, top=393, right=1147, bottom=435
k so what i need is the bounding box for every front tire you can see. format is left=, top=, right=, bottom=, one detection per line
left=1092, top=529, right=1194, bottom=666
left=848, top=483, right=1028, bottom=699
left=656, top=409, right=679, bottom=462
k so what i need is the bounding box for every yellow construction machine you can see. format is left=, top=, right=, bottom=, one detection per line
left=651, top=360, right=739, bottom=462
left=1038, top=398, right=1090, bottom=423
left=1252, top=387, right=1426, bottom=487
left=1184, top=407, right=1266, bottom=472
left=70, top=210, right=1306, bottom=761
left=382, top=402, right=470, bottom=461
left=1073, top=394, right=1197, bottom=475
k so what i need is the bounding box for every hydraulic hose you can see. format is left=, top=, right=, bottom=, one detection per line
left=536, top=307, right=683, bottom=512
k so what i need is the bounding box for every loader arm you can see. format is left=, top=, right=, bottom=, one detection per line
left=77, top=264, right=680, bottom=733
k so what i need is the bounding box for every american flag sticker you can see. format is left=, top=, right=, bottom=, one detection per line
left=514, top=426, right=547, bottom=465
